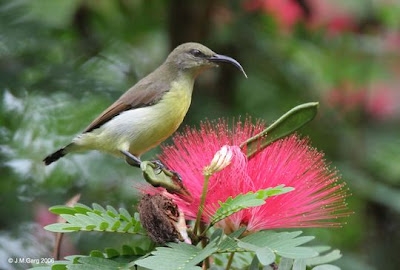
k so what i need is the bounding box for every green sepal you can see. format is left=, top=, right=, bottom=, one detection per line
left=240, top=102, right=319, bottom=159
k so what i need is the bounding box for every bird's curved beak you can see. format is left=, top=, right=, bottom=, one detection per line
left=208, top=54, right=248, bottom=78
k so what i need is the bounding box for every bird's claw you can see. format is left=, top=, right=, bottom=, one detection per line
left=150, top=160, right=183, bottom=183
left=170, top=170, right=183, bottom=183
left=151, top=159, right=166, bottom=174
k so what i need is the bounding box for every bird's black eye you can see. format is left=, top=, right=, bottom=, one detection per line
left=189, top=49, right=205, bottom=57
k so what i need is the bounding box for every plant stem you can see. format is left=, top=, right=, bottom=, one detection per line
left=225, top=252, right=235, bottom=270
left=193, top=174, right=211, bottom=235
left=53, top=232, right=64, bottom=260
left=202, top=256, right=210, bottom=269
left=199, top=224, right=212, bottom=238
left=199, top=223, right=211, bottom=269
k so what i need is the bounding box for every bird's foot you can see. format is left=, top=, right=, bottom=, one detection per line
left=151, top=159, right=166, bottom=171
left=151, top=159, right=183, bottom=183
left=169, top=170, right=183, bottom=183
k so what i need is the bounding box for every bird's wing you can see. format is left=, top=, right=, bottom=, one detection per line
left=83, top=80, right=169, bottom=133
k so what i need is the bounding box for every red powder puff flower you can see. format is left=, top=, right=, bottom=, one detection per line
left=154, top=119, right=349, bottom=233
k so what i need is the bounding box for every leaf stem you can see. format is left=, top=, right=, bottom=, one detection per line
left=198, top=223, right=211, bottom=269
left=225, top=252, right=235, bottom=270
left=199, top=224, right=212, bottom=238
left=53, top=232, right=64, bottom=260
left=193, top=174, right=211, bottom=235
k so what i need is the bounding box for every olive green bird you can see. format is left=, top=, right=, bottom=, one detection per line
left=43, top=42, right=246, bottom=167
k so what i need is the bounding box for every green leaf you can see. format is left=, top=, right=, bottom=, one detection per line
left=73, top=203, right=92, bottom=214
left=218, top=235, right=238, bottom=252
left=237, top=241, right=275, bottom=265
left=277, top=247, right=318, bottom=259
left=240, top=102, right=319, bottom=159
left=240, top=231, right=318, bottom=259
left=122, top=245, right=135, bottom=256
left=106, top=205, right=119, bottom=217
left=210, top=193, right=265, bottom=226
left=278, top=257, right=293, bottom=270
left=35, top=245, right=146, bottom=270
left=256, top=185, right=294, bottom=199
left=217, top=228, right=247, bottom=252
left=89, top=250, right=104, bottom=258
left=134, top=247, right=147, bottom=255
left=312, top=265, right=341, bottom=270
left=44, top=203, right=143, bottom=235
left=210, top=185, right=294, bottom=226
left=241, top=231, right=302, bottom=248
left=237, top=240, right=258, bottom=251
left=124, top=222, right=134, bottom=232
left=119, top=208, right=132, bottom=222
left=52, top=265, right=68, bottom=270
left=310, top=246, right=332, bottom=253
left=75, top=214, right=95, bottom=226
left=276, top=236, right=315, bottom=250
left=111, top=220, right=121, bottom=231
left=256, top=247, right=275, bottom=266
left=65, top=256, right=82, bottom=264
left=85, top=225, right=96, bottom=231
left=67, top=265, right=99, bottom=270
left=105, top=248, right=119, bottom=258
left=49, top=206, right=77, bottom=215
left=306, top=250, right=342, bottom=266
left=210, top=228, right=223, bottom=242
left=70, top=257, right=128, bottom=270
left=60, top=214, right=87, bottom=227
left=44, top=223, right=81, bottom=232
left=78, top=257, right=120, bottom=267
left=86, top=212, right=104, bottom=225
left=92, top=203, right=106, bottom=213
left=135, top=239, right=219, bottom=270
left=293, top=259, right=306, bottom=270
left=249, top=256, right=260, bottom=270
left=229, top=227, right=247, bottom=239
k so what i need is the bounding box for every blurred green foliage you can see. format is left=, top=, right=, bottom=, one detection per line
left=1, top=0, right=399, bottom=269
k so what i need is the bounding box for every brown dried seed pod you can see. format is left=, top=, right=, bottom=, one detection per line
left=138, top=194, right=182, bottom=244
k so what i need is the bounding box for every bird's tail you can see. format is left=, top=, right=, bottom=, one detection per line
left=43, top=143, right=73, bottom=165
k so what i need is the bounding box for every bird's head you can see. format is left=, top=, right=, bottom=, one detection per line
left=166, top=42, right=247, bottom=78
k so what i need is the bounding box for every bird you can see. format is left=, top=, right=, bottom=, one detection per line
left=43, top=42, right=247, bottom=168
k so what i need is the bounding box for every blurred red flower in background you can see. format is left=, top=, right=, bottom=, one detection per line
left=33, top=202, right=77, bottom=257
left=152, top=119, right=349, bottom=233
left=34, top=203, right=57, bottom=228
left=306, top=0, right=355, bottom=35
left=325, top=82, right=398, bottom=120
left=244, top=0, right=303, bottom=31
left=365, top=85, right=398, bottom=120
left=243, top=0, right=356, bottom=34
